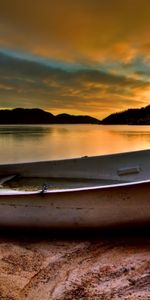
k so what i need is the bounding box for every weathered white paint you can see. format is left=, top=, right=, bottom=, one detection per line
left=0, top=149, right=150, bottom=182
left=0, top=179, right=150, bottom=228
left=0, top=149, right=150, bottom=228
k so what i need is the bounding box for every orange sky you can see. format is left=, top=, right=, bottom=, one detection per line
left=0, top=0, right=150, bottom=119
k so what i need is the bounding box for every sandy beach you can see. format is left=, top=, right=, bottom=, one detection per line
left=0, top=228, right=149, bottom=300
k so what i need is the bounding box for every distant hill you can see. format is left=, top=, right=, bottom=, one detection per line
left=55, top=113, right=100, bottom=124
left=0, top=108, right=101, bottom=124
left=102, top=105, right=150, bottom=125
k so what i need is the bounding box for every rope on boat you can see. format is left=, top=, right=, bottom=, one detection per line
left=40, top=184, right=49, bottom=194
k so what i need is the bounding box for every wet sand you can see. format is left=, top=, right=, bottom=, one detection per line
left=0, top=228, right=149, bottom=300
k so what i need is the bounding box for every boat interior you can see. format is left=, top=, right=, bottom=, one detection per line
left=0, top=176, right=126, bottom=192
left=0, top=149, right=149, bottom=192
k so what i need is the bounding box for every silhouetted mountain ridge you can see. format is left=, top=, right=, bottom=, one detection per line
left=0, top=108, right=100, bottom=124
left=102, top=105, right=150, bottom=125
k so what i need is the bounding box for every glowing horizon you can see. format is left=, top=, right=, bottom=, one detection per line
left=0, top=0, right=150, bottom=119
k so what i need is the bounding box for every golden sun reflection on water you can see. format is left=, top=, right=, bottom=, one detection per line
left=0, top=124, right=150, bottom=163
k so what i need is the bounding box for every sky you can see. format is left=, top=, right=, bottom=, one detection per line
left=0, top=0, right=150, bottom=119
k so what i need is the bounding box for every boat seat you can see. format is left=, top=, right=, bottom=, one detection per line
left=117, top=166, right=140, bottom=176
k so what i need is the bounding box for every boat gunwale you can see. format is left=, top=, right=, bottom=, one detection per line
left=0, top=148, right=149, bottom=167
left=0, top=178, right=150, bottom=196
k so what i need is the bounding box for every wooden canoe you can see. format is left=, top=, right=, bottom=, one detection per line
left=0, top=149, right=150, bottom=228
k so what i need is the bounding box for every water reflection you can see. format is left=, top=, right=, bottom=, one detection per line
left=0, top=124, right=150, bottom=163
left=0, top=125, right=53, bottom=135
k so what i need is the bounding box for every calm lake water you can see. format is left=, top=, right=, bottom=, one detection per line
left=0, top=124, right=150, bottom=163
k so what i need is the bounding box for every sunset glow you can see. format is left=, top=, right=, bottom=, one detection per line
left=0, top=0, right=150, bottom=119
